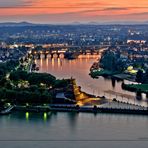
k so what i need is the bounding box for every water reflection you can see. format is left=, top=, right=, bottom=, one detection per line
left=111, top=78, right=116, bottom=88
left=43, top=112, right=47, bottom=122
left=25, top=112, right=29, bottom=121
left=46, top=58, right=48, bottom=67
left=35, top=56, right=147, bottom=106
left=51, top=58, right=55, bottom=68
left=6, top=111, right=57, bottom=124
left=0, top=111, right=148, bottom=147
left=57, top=58, right=62, bottom=68
left=67, top=112, right=79, bottom=131
left=136, top=92, right=142, bottom=100
left=40, top=58, right=43, bottom=67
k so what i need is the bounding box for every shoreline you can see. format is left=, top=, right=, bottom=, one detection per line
left=5, top=56, right=144, bottom=116
left=11, top=103, right=148, bottom=116
left=3, top=98, right=147, bottom=116
left=122, top=83, right=148, bottom=94
left=90, top=69, right=136, bottom=82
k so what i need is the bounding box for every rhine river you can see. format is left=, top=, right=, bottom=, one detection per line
left=0, top=55, right=148, bottom=147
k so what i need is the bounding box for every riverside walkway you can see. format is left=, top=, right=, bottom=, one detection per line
left=99, top=101, right=146, bottom=110
left=6, top=100, right=148, bottom=116
left=49, top=101, right=148, bottom=115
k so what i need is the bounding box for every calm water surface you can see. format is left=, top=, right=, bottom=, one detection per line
left=36, top=55, right=147, bottom=106
left=1, top=55, right=148, bottom=148
left=0, top=112, right=148, bottom=147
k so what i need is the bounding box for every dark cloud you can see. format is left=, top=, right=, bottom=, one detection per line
left=58, top=7, right=129, bottom=14
left=127, top=12, right=148, bottom=16
left=65, top=2, right=106, bottom=8
left=103, top=7, right=129, bottom=11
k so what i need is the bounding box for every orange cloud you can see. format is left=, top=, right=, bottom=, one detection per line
left=0, top=0, right=148, bottom=23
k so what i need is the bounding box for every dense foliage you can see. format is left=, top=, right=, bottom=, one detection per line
left=136, top=69, right=148, bottom=84
left=0, top=60, right=19, bottom=78
left=0, top=87, right=52, bottom=105
left=0, top=68, right=72, bottom=105
left=10, top=70, right=56, bottom=86
left=100, top=50, right=126, bottom=72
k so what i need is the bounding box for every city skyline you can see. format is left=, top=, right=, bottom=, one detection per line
left=0, top=1, right=148, bottom=148
left=0, top=0, right=148, bottom=23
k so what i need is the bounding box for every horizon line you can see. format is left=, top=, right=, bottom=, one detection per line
left=0, top=21, right=148, bottom=25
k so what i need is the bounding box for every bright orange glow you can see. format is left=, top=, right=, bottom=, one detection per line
left=57, top=58, right=60, bottom=68
left=40, top=58, right=43, bottom=67
left=0, top=0, right=148, bottom=23
left=46, top=58, right=48, bottom=67
left=51, top=58, right=55, bottom=68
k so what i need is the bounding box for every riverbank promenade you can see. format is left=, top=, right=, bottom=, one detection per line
left=13, top=100, right=148, bottom=116
left=99, top=101, right=146, bottom=110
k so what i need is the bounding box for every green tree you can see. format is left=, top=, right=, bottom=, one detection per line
left=136, top=69, right=144, bottom=83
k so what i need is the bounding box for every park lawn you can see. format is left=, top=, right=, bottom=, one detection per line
left=127, top=84, right=148, bottom=92
left=90, top=69, right=117, bottom=78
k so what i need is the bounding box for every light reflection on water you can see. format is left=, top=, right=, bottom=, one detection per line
left=25, top=112, right=29, bottom=121
left=0, top=56, right=148, bottom=147
left=35, top=55, right=147, bottom=106
left=0, top=112, right=148, bottom=148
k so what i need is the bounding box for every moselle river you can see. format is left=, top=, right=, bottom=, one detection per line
left=35, top=55, right=147, bottom=107
left=1, top=55, right=148, bottom=148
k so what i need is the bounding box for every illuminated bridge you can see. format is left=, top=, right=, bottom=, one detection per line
left=31, top=44, right=113, bottom=59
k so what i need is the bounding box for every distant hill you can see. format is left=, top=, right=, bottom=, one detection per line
left=70, top=22, right=82, bottom=25
left=0, top=22, right=42, bottom=27
left=103, top=21, right=148, bottom=25
left=0, top=21, right=148, bottom=27
left=69, top=21, right=148, bottom=25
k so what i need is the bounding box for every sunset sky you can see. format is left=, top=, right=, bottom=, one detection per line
left=0, top=0, right=148, bottom=23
